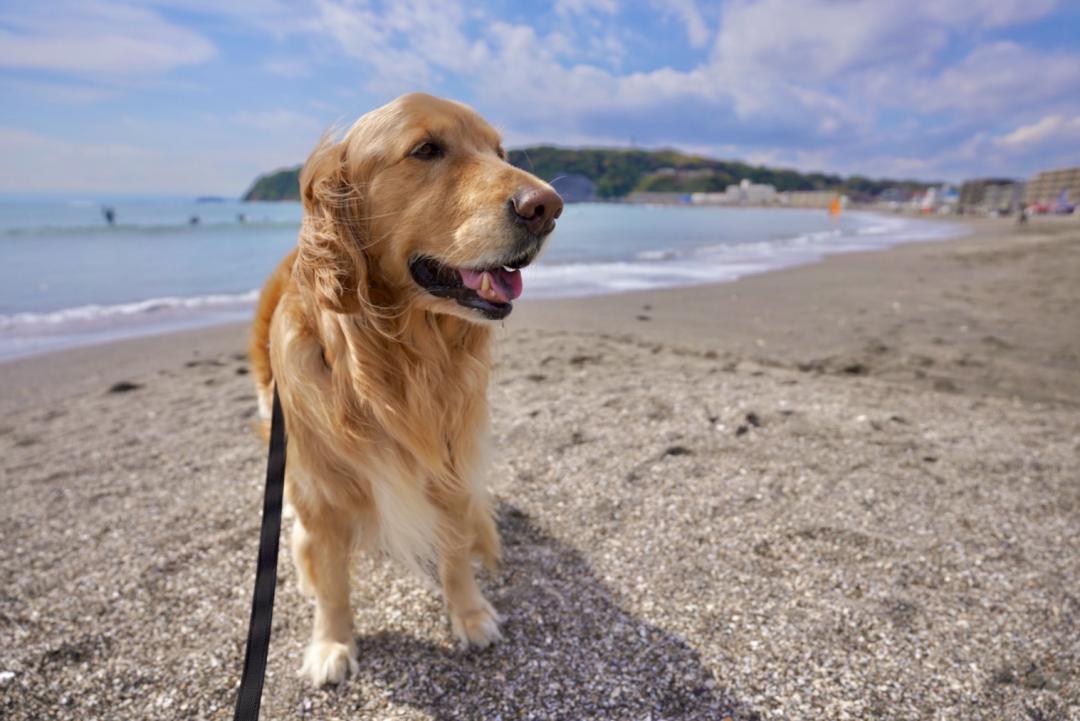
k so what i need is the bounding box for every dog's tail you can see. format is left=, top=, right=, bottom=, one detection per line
left=249, top=248, right=298, bottom=438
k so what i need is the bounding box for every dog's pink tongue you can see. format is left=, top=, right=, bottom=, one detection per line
left=492, top=268, right=523, bottom=301
left=459, top=268, right=523, bottom=303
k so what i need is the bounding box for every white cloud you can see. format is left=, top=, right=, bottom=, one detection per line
left=0, top=127, right=156, bottom=192
left=142, top=0, right=319, bottom=38
left=554, top=0, right=617, bottom=17
left=231, top=110, right=323, bottom=133
left=263, top=57, right=312, bottom=78
left=3, top=0, right=1077, bottom=192
left=844, top=110, right=1080, bottom=181
left=654, top=0, right=710, bottom=48
left=714, top=1, right=942, bottom=81
left=0, top=78, right=119, bottom=104
left=912, top=42, right=1080, bottom=114
left=0, top=112, right=325, bottom=194
left=313, top=0, right=484, bottom=91
left=997, top=114, right=1080, bottom=149
left=297, top=0, right=1065, bottom=157
left=707, top=1, right=1074, bottom=125
left=711, top=0, right=1057, bottom=81
left=922, top=0, right=1060, bottom=29
left=0, top=1, right=216, bottom=77
left=300, top=0, right=872, bottom=148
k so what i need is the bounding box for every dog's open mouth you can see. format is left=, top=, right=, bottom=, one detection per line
left=409, top=255, right=530, bottom=320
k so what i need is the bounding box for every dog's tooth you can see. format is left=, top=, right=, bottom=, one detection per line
left=481, top=272, right=491, bottom=294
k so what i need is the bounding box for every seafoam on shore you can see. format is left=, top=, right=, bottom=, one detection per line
left=522, top=210, right=963, bottom=297
left=0, top=205, right=962, bottom=361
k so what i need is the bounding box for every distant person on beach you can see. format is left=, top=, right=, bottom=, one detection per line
left=237, top=213, right=246, bottom=224
left=102, top=206, right=116, bottom=226
left=1017, top=208, right=1028, bottom=226
left=189, top=215, right=200, bottom=225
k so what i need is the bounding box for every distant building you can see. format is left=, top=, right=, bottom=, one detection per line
left=959, top=178, right=1025, bottom=214
left=688, top=192, right=730, bottom=205
left=724, top=178, right=777, bottom=205
left=786, top=190, right=844, bottom=209
left=624, top=192, right=691, bottom=204
left=1025, top=166, right=1080, bottom=206
left=983, top=183, right=1024, bottom=213
left=917, top=184, right=959, bottom=214
left=877, top=187, right=913, bottom=204
left=940, top=185, right=960, bottom=211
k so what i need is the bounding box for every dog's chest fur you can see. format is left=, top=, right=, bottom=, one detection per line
left=319, top=306, right=493, bottom=484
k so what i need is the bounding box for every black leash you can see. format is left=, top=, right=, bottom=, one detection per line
left=233, top=387, right=287, bottom=721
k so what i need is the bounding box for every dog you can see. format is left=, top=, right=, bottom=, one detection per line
left=248, top=93, right=562, bottom=687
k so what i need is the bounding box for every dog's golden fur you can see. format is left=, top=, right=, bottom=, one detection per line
left=249, top=93, right=558, bottom=686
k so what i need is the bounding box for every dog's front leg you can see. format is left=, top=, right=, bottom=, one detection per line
left=436, top=498, right=502, bottom=649
left=292, top=512, right=358, bottom=686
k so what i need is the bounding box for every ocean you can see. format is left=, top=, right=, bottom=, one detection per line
left=0, top=198, right=963, bottom=361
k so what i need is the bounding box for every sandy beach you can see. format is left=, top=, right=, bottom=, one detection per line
left=1, top=216, right=1078, bottom=720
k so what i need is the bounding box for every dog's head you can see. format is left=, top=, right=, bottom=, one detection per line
left=296, top=92, right=562, bottom=323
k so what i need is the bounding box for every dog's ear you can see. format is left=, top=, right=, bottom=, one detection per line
left=295, top=138, right=369, bottom=314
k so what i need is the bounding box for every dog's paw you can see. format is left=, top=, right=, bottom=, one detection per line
left=299, top=640, right=358, bottom=687
left=450, top=600, right=503, bottom=649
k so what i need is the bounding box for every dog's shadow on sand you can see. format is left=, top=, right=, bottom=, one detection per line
left=343, top=504, right=756, bottom=720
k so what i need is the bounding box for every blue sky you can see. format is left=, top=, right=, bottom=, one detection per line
left=1, top=0, right=1079, bottom=195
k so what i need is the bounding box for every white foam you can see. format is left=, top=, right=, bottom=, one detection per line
left=0, top=290, right=260, bottom=361
left=0, top=290, right=259, bottom=330
left=635, top=249, right=680, bottom=261
left=524, top=212, right=964, bottom=299
left=0, top=211, right=966, bottom=361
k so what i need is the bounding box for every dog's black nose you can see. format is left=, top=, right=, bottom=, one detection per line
left=510, top=186, right=563, bottom=235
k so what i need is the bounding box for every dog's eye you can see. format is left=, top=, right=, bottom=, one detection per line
left=410, top=141, right=444, bottom=160
left=496, top=146, right=507, bottom=161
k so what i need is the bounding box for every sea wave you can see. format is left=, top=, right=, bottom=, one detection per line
left=1, top=220, right=299, bottom=237
left=635, top=249, right=680, bottom=261
left=0, top=211, right=966, bottom=361
left=0, top=290, right=259, bottom=330
left=0, top=290, right=261, bottom=361
left=528, top=213, right=964, bottom=299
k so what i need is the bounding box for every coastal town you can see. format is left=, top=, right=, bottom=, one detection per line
left=243, top=147, right=1079, bottom=220
left=623, top=164, right=1080, bottom=216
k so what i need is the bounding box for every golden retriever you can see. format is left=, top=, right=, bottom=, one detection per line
left=248, top=93, right=562, bottom=687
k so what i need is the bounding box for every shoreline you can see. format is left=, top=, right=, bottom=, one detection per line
left=0, top=208, right=962, bottom=365
left=513, top=215, right=1080, bottom=406
left=4, top=215, right=1076, bottom=407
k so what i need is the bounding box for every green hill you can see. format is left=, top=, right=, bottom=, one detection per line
left=241, top=147, right=933, bottom=201
left=242, top=166, right=303, bottom=201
